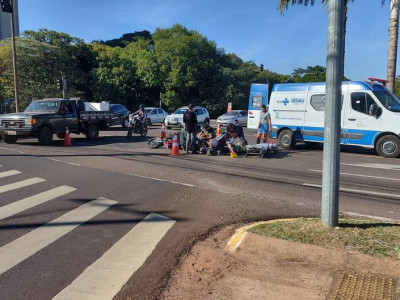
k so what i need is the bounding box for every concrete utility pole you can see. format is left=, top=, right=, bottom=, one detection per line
left=321, top=0, right=345, bottom=227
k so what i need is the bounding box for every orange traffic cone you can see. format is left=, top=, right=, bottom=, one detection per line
left=160, top=123, right=166, bottom=139
left=170, top=133, right=180, bottom=156
left=216, top=123, right=221, bottom=135
left=64, top=127, right=71, bottom=146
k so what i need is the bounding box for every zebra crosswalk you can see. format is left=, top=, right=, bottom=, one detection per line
left=0, top=165, right=175, bottom=300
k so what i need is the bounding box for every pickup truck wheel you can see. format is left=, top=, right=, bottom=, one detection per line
left=3, top=135, right=17, bottom=144
left=38, top=126, right=53, bottom=145
left=376, top=135, right=400, bottom=158
left=122, top=118, right=129, bottom=128
left=278, top=129, right=296, bottom=149
left=86, top=124, right=99, bottom=140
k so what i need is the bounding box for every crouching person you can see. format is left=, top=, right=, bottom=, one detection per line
left=207, top=125, right=236, bottom=156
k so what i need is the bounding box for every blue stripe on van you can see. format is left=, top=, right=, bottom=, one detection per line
left=272, top=124, right=381, bottom=146
left=346, top=129, right=381, bottom=146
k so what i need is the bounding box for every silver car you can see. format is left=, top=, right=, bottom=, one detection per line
left=144, top=107, right=168, bottom=125
left=217, top=110, right=248, bottom=126
left=164, top=106, right=210, bottom=129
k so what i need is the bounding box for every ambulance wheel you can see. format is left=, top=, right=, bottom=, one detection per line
left=376, top=135, right=400, bottom=158
left=278, top=129, right=296, bottom=149
left=304, top=141, right=318, bottom=147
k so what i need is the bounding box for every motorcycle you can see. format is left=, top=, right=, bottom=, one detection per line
left=147, top=133, right=174, bottom=149
left=127, top=115, right=148, bottom=138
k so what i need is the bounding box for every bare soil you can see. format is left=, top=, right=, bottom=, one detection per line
left=160, top=225, right=400, bottom=300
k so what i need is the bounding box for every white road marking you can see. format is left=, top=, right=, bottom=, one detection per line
left=48, top=158, right=80, bottom=166
left=308, top=169, right=400, bottom=182
left=303, top=183, right=400, bottom=199
left=124, top=173, right=194, bottom=187
left=342, top=211, right=399, bottom=223
left=341, top=162, right=400, bottom=170
left=0, top=170, right=22, bottom=179
left=0, top=197, right=116, bottom=276
left=0, top=178, right=46, bottom=194
left=0, top=146, right=25, bottom=154
left=0, top=186, right=76, bottom=221
left=53, top=213, right=175, bottom=300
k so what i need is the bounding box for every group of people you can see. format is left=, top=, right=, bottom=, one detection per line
left=182, top=103, right=270, bottom=155
left=130, top=103, right=272, bottom=155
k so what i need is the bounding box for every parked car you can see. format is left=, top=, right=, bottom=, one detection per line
left=144, top=107, right=168, bottom=125
left=217, top=110, right=248, bottom=126
left=164, top=106, right=210, bottom=129
left=109, top=104, right=130, bottom=128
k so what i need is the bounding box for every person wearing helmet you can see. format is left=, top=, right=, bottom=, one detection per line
left=127, top=104, right=147, bottom=137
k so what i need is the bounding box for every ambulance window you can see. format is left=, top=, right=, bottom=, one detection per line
left=310, top=95, right=326, bottom=111
left=351, top=93, right=376, bottom=115
left=252, top=96, right=263, bottom=108
left=310, top=94, right=344, bottom=111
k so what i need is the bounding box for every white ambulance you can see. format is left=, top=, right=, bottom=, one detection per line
left=268, top=81, right=400, bottom=158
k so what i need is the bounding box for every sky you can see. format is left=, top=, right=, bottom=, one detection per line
left=18, top=0, right=393, bottom=81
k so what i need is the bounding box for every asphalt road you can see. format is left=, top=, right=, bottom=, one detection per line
left=0, top=124, right=399, bottom=299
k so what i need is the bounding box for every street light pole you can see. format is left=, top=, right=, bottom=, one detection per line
left=9, top=0, right=19, bottom=112
left=321, top=0, right=345, bottom=227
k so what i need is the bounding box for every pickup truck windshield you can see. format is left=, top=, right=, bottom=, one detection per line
left=25, top=101, right=60, bottom=113
left=373, top=91, right=400, bottom=112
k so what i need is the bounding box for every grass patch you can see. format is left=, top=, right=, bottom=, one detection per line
left=248, top=218, right=400, bottom=259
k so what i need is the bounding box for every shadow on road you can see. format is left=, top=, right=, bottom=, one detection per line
left=339, top=222, right=400, bottom=229
left=0, top=199, right=188, bottom=231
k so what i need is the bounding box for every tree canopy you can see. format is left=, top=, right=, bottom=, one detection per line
left=0, top=25, right=352, bottom=116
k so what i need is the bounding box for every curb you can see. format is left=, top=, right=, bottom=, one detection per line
left=225, top=218, right=299, bottom=253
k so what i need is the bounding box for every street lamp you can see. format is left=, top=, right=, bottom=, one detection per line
left=1, top=0, right=19, bottom=112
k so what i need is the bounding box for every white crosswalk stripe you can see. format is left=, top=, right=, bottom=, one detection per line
left=0, top=166, right=176, bottom=299
left=0, top=170, right=21, bottom=179
left=0, top=197, right=117, bottom=276
left=54, top=213, right=175, bottom=300
left=0, top=185, right=76, bottom=221
left=0, top=177, right=46, bottom=194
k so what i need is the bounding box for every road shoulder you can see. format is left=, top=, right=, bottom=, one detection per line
left=160, top=225, right=400, bottom=300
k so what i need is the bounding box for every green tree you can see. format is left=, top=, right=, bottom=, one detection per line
left=0, top=38, right=83, bottom=108
left=23, top=29, right=95, bottom=99
left=90, top=43, right=140, bottom=107
left=152, top=24, right=224, bottom=112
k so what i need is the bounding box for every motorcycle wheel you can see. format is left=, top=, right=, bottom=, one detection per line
left=140, top=125, right=148, bottom=137
left=148, top=138, right=163, bottom=149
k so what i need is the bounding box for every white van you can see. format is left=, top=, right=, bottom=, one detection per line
left=269, top=81, right=400, bottom=158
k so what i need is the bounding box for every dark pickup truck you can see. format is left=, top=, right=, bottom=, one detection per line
left=0, top=98, right=113, bottom=145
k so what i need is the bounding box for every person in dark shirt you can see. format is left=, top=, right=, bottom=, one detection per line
left=227, top=119, right=248, bottom=146
left=183, top=104, right=198, bottom=154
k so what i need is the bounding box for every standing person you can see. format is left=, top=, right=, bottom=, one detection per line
left=257, top=105, right=271, bottom=144
left=183, top=104, right=198, bottom=154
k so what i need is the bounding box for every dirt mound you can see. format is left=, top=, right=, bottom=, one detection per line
left=161, top=226, right=400, bottom=299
